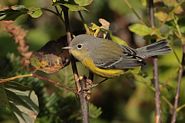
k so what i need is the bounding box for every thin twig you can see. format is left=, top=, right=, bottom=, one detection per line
left=41, top=8, right=64, bottom=22
left=0, top=73, right=75, bottom=93
left=177, top=103, right=185, bottom=112
left=62, top=6, right=89, bottom=123
left=78, top=11, right=91, bottom=40
left=171, top=44, right=185, bottom=123
left=51, top=0, right=65, bottom=23
left=54, top=6, right=64, bottom=22
left=153, top=58, right=161, bottom=123
left=41, top=8, right=60, bottom=17
left=0, top=74, right=33, bottom=83
left=170, top=12, right=185, bottom=122
left=78, top=11, right=85, bottom=23
left=171, top=66, right=183, bottom=123
left=148, top=0, right=161, bottom=123
left=32, top=74, right=76, bottom=93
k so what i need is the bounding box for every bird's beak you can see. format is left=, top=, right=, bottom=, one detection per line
left=62, top=46, right=72, bottom=50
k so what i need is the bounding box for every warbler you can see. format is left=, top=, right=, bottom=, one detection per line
left=63, top=34, right=171, bottom=78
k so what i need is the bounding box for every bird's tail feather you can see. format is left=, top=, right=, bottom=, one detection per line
left=136, top=40, right=171, bottom=58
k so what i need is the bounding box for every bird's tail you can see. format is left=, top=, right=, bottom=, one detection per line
left=136, top=40, right=171, bottom=59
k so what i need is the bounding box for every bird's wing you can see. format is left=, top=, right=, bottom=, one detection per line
left=90, top=40, right=145, bottom=69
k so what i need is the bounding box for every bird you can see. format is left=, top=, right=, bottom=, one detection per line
left=63, top=34, right=171, bottom=78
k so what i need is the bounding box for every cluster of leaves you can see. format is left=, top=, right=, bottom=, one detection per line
left=0, top=54, right=39, bottom=123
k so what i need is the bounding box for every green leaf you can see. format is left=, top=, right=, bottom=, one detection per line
left=28, top=7, right=43, bottom=18
left=1, top=84, right=39, bottom=123
left=0, top=7, right=28, bottom=21
left=74, top=0, right=93, bottom=6
left=5, top=82, right=32, bottom=91
left=0, top=6, right=43, bottom=20
left=9, top=102, right=27, bottom=122
left=129, top=23, right=153, bottom=36
left=89, top=103, right=102, bottom=118
left=5, top=89, right=35, bottom=111
left=110, top=33, right=128, bottom=46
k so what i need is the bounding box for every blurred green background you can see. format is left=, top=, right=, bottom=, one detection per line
left=0, top=0, right=185, bottom=123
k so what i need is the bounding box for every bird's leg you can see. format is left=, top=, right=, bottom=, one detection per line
left=83, top=78, right=108, bottom=91
left=79, top=76, right=108, bottom=100
left=90, top=78, right=108, bottom=88
left=78, top=75, right=92, bottom=100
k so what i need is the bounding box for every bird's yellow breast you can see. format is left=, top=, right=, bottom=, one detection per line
left=81, top=57, right=124, bottom=78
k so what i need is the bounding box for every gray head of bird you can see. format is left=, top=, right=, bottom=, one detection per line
left=62, top=34, right=99, bottom=61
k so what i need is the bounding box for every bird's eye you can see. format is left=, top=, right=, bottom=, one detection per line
left=77, top=44, right=83, bottom=49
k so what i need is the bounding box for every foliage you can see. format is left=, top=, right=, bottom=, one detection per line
left=0, top=0, right=185, bottom=123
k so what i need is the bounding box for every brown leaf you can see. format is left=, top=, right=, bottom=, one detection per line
left=30, top=35, right=70, bottom=73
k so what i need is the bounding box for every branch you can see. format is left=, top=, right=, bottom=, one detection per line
left=148, top=0, right=161, bottom=123
left=0, top=74, right=33, bottom=83
left=171, top=44, right=185, bottom=123
left=0, top=73, right=75, bottom=93
left=62, top=7, right=89, bottom=123
left=170, top=13, right=185, bottom=122
left=32, top=74, right=76, bottom=93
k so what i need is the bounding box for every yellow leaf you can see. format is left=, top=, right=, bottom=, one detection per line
left=174, top=5, right=184, bottom=14
left=155, top=11, right=171, bottom=22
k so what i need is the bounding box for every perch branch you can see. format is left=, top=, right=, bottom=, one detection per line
left=148, top=0, right=161, bottom=123
left=62, top=6, right=89, bottom=123
left=171, top=26, right=185, bottom=123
